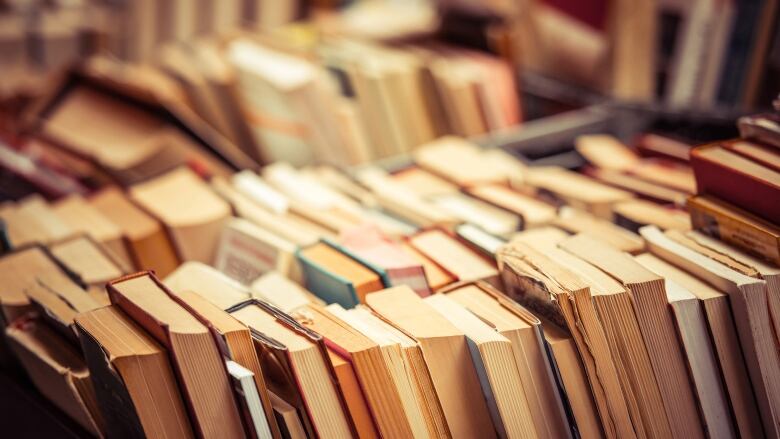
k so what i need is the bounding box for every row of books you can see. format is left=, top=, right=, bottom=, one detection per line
left=2, top=126, right=779, bottom=437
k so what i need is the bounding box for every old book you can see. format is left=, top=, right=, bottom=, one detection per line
left=634, top=253, right=737, bottom=438
left=553, top=208, right=645, bottom=254
left=75, top=306, right=194, bottom=438
left=107, top=272, right=245, bottom=439
left=6, top=318, right=103, bottom=436
left=691, top=144, right=780, bottom=223
left=214, top=217, right=299, bottom=285
left=466, top=184, right=557, bottom=230
left=326, top=303, right=450, bottom=438
left=406, top=228, right=498, bottom=285
left=366, top=286, right=495, bottom=438
left=430, top=192, right=521, bottom=238
left=632, top=249, right=763, bottom=438
left=297, top=240, right=384, bottom=308
left=0, top=246, right=81, bottom=325
left=52, top=193, right=133, bottom=268
left=399, top=242, right=456, bottom=291
left=536, top=315, right=603, bottom=439
left=391, top=167, right=459, bottom=198
left=441, top=282, right=577, bottom=439
left=226, top=360, right=274, bottom=439
left=611, top=200, right=691, bottom=232
left=172, top=290, right=279, bottom=439
left=268, top=391, right=307, bottom=439
left=575, top=134, right=640, bottom=171
left=560, top=234, right=705, bottom=439
left=497, top=239, right=637, bottom=439
left=725, top=140, right=780, bottom=172
left=588, top=168, right=689, bottom=206
left=340, top=225, right=430, bottom=296
left=414, top=136, right=508, bottom=186
left=250, top=271, right=324, bottom=314
left=455, top=223, right=507, bottom=256
left=229, top=300, right=355, bottom=439
left=130, top=167, right=230, bottom=263
left=524, top=167, right=633, bottom=219
left=425, top=293, right=540, bottom=438
left=687, top=194, right=780, bottom=265
left=89, top=186, right=180, bottom=277
left=1, top=195, right=75, bottom=246
left=164, top=261, right=250, bottom=309
left=49, top=234, right=126, bottom=302
left=640, top=226, right=780, bottom=437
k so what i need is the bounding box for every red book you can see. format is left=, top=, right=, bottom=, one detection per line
left=690, top=144, right=780, bottom=224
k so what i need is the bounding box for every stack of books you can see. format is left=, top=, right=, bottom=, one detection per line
left=688, top=114, right=780, bottom=265
left=2, top=102, right=780, bottom=438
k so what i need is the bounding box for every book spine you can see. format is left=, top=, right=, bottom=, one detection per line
left=688, top=199, right=780, bottom=265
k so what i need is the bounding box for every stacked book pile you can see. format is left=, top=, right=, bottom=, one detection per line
left=2, top=104, right=780, bottom=438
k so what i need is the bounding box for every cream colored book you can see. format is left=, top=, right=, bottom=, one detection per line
left=635, top=253, right=737, bottom=438
left=640, top=225, right=780, bottom=437
left=366, top=286, right=495, bottom=438
left=407, top=229, right=498, bottom=284
left=559, top=234, right=705, bottom=439
left=553, top=207, right=644, bottom=254
left=130, top=167, right=230, bottom=263
left=413, top=136, right=508, bottom=186
left=164, top=261, right=250, bottom=309
left=250, top=271, right=325, bottom=313
left=466, top=184, right=557, bottom=229
left=425, top=294, right=539, bottom=438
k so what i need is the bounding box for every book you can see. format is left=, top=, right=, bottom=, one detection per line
left=48, top=234, right=127, bottom=302
left=631, top=250, right=763, bottom=438
left=497, top=238, right=637, bottom=438
left=214, top=217, right=299, bottom=285
left=339, top=225, right=431, bottom=297
left=0, top=195, right=75, bottom=247
left=399, top=242, right=456, bottom=291
left=611, top=199, right=691, bottom=232
left=455, top=223, right=507, bottom=256
left=640, top=225, right=780, bottom=437
left=525, top=167, right=634, bottom=219
left=52, top=193, right=133, bottom=268
left=89, top=186, right=180, bottom=277
left=687, top=194, right=780, bottom=265
left=107, top=272, right=246, bottom=439
left=413, top=136, right=509, bottom=186
left=390, top=167, right=460, bottom=198
left=691, top=144, right=780, bottom=223
left=559, top=234, right=705, bottom=439
left=75, top=306, right=194, bottom=439
left=365, top=286, right=495, bottom=438
left=250, top=271, right=324, bottom=313
left=424, top=293, right=542, bottom=438
left=172, top=290, right=279, bottom=439
left=164, top=261, right=251, bottom=309
left=268, top=391, right=307, bottom=439
left=130, top=167, right=231, bottom=263
left=6, top=317, right=103, bottom=436
left=429, top=192, right=520, bottom=238
left=634, top=253, right=737, bottom=438
left=553, top=208, right=645, bottom=254
left=441, top=281, right=577, bottom=439
left=466, top=184, right=557, bottom=230
left=723, top=140, right=780, bottom=172
left=297, top=240, right=385, bottom=307
left=228, top=300, right=356, bottom=439
left=406, top=228, right=498, bottom=285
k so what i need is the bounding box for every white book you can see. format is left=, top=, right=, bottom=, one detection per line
left=226, top=360, right=273, bottom=439
left=233, top=170, right=289, bottom=214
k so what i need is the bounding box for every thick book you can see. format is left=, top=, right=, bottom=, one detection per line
left=107, top=271, right=245, bottom=439
left=75, top=306, right=194, bottom=439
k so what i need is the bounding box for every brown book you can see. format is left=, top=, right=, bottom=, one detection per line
left=640, top=226, right=780, bottom=437
left=49, top=234, right=127, bottom=305
left=725, top=140, right=780, bottom=172
left=164, top=261, right=251, bottom=310
left=687, top=194, right=780, bottom=265
left=171, top=290, right=281, bottom=439
left=229, top=300, right=355, bottom=439
left=24, top=268, right=102, bottom=339
left=107, top=272, right=245, bottom=439
left=406, top=228, right=498, bottom=285
left=52, top=193, right=133, bottom=268
left=268, top=391, right=307, bottom=439
left=365, top=286, right=495, bottom=438
left=588, top=168, right=689, bottom=206
left=130, top=167, right=230, bottom=263
left=75, top=306, right=195, bottom=439
left=560, top=234, right=705, bottom=439
left=89, top=186, right=179, bottom=276
left=498, top=238, right=637, bottom=439
left=6, top=318, right=103, bottom=436
left=0, top=195, right=75, bottom=247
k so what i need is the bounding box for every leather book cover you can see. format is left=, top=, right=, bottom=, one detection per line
left=691, top=143, right=780, bottom=223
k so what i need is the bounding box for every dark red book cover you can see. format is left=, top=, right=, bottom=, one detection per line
left=691, top=145, right=780, bottom=224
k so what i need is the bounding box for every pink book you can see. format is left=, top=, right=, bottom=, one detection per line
left=339, top=225, right=431, bottom=297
